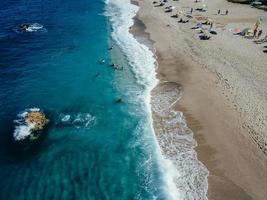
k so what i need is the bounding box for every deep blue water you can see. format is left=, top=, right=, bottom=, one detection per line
left=0, top=0, right=168, bottom=199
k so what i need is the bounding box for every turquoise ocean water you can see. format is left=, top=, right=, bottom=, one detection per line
left=0, top=0, right=175, bottom=199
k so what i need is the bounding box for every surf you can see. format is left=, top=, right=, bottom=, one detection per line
left=105, top=0, right=209, bottom=199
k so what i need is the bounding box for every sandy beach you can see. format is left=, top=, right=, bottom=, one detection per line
left=131, top=0, right=267, bottom=199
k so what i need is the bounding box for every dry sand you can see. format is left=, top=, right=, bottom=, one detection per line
left=131, top=0, right=267, bottom=199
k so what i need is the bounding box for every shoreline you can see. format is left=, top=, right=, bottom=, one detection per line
left=130, top=0, right=209, bottom=199
left=132, top=0, right=267, bottom=199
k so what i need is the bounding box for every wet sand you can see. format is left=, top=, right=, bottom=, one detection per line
left=131, top=0, right=267, bottom=199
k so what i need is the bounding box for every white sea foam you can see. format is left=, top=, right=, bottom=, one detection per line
left=26, top=23, right=45, bottom=32
left=104, top=0, right=157, bottom=91
left=13, top=123, right=35, bottom=141
left=13, top=23, right=47, bottom=34
left=13, top=108, right=41, bottom=141
left=59, top=113, right=95, bottom=129
left=105, top=0, right=208, bottom=199
left=61, top=115, right=71, bottom=122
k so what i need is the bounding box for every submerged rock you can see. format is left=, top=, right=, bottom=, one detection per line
left=13, top=108, right=49, bottom=142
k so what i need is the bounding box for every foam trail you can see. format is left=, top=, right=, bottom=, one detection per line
left=58, top=113, right=96, bottom=129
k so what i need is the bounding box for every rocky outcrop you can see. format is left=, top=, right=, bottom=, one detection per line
left=25, top=111, right=49, bottom=132
left=13, top=108, right=49, bottom=142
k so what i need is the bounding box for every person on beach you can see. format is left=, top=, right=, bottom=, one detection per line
left=210, top=22, right=213, bottom=30
left=253, top=29, right=258, bottom=38
left=190, top=8, right=193, bottom=14
left=218, top=9, right=220, bottom=15
left=257, top=30, right=263, bottom=39
left=171, top=13, right=179, bottom=18
left=254, top=22, right=259, bottom=38
left=225, top=9, right=229, bottom=15
left=254, top=34, right=267, bottom=44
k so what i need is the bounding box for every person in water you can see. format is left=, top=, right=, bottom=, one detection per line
left=116, top=98, right=122, bottom=103
left=100, top=59, right=105, bottom=64
left=92, top=72, right=100, bottom=79
left=111, top=63, right=123, bottom=71
left=20, top=23, right=30, bottom=32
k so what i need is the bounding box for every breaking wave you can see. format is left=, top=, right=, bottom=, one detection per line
left=105, top=0, right=209, bottom=199
left=152, top=82, right=209, bottom=200
left=105, top=0, right=181, bottom=199
left=13, top=108, right=41, bottom=141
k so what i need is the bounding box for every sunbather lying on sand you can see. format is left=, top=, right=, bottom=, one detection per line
left=171, top=14, right=179, bottom=18
left=155, top=2, right=165, bottom=7
left=191, top=23, right=203, bottom=30
left=195, top=8, right=206, bottom=12
left=199, top=34, right=211, bottom=40
left=178, top=18, right=189, bottom=23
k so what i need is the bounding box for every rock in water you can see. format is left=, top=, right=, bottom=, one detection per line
left=26, top=111, right=48, bottom=131
left=13, top=108, right=49, bottom=142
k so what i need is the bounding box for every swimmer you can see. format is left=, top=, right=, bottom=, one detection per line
left=92, top=73, right=100, bottom=79
left=111, top=63, right=123, bottom=71
left=99, top=59, right=105, bottom=64
left=116, top=98, right=122, bottom=103
left=20, top=23, right=30, bottom=32
left=16, top=23, right=45, bottom=33
left=114, top=65, right=123, bottom=71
